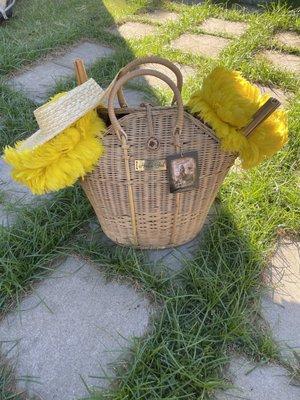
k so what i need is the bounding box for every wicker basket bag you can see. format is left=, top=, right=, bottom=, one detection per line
left=81, top=58, right=236, bottom=249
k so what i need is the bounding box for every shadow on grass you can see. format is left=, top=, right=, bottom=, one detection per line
left=68, top=201, right=279, bottom=399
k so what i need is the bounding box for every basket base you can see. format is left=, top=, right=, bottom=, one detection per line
left=101, top=224, right=206, bottom=250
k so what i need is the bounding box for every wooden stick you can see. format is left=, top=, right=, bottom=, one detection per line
left=74, top=58, right=107, bottom=113
left=74, top=59, right=88, bottom=85
left=243, top=97, right=281, bottom=137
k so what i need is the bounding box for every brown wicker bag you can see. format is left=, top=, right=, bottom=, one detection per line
left=80, top=57, right=236, bottom=249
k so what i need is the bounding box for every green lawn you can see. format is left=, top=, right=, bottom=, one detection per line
left=0, top=0, right=299, bottom=399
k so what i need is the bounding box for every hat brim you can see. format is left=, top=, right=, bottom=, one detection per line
left=19, top=78, right=110, bottom=151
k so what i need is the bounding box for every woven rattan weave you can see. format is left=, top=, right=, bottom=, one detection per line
left=80, top=57, right=236, bottom=249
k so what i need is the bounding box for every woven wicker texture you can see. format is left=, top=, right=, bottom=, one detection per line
left=81, top=61, right=236, bottom=249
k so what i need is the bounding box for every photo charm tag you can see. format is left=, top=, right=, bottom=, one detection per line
left=166, top=151, right=199, bottom=193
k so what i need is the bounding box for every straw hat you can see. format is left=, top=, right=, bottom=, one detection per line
left=19, top=78, right=109, bottom=151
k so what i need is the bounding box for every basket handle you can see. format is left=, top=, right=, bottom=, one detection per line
left=108, top=68, right=184, bottom=145
left=116, top=56, right=184, bottom=107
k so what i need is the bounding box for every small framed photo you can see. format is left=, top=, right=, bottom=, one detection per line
left=166, top=151, right=199, bottom=193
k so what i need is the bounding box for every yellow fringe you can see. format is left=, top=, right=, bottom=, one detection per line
left=187, top=67, right=288, bottom=169
left=4, top=94, right=106, bottom=195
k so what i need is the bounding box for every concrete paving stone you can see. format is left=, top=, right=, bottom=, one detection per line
left=215, top=356, right=300, bottom=400
left=104, top=88, right=152, bottom=107
left=0, top=159, right=35, bottom=204
left=261, top=50, right=300, bottom=74
left=171, top=33, right=231, bottom=58
left=0, top=158, right=50, bottom=227
left=52, top=41, right=114, bottom=69
left=107, top=22, right=158, bottom=40
left=86, top=216, right=116, bottom=246
left=142, top=10, right=179, bottom=23
left=145, top=234, right=203, bottom=273
left=262, top=239, right=300, bottom=363
left=118, top=88, right=151, bottom=106
left=200, top=18, right=248, bottom=37
left=8, top=62, right=72, bottom=104
left=132, top=62, right=196, bottom=90
left=256, top=84, right=290, bottom=106
left=275, top=31, right=300, bottom=49
left=8, top=41, right=115, bottom=103
left=0, top=256, right=152, bottom=400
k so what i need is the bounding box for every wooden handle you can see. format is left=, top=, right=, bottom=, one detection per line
left=108, top=68, right=185, bottom=143
left=116, top=56, right=184, bottom=107
left=74, top=59, right=107, bottom=112
left=243, top=97, right=281, bottom=137
left=74, top=59, right=88, bottom=85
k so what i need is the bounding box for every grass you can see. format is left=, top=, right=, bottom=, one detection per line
left=0, top=187, right=93, bottom=312
left=0, top=0, right=299, bottom=399
left=71, top=209, right=280, bottom=399
left=0, top=356, right=25, bottom=400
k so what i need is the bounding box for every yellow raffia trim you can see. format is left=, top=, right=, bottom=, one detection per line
left=3, top=93, right=106, bottom=195
left=187, top=67, right=288, bottom=169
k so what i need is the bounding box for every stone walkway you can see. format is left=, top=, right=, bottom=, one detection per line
left=199, top=17, right=248, bottom=37
left=0, top=8, right=299, bottom=400
left=215, top=356, right=300, bottom=400
left=275, top=31, right=300, bottom=49
left=8, top=41, right=115, bottom=103
left=0, top=159, right=38, bottom=226
left=140, top=10, right=179, bottom=23
left=132, top=61, right=195, bottom=89
left=107, top=22, right=158, bottom=40
left=171, top=33, right=231, bottom=58
left=261, top=50, right=300, bottom=75
left=215, top=239, right=300, bottom=399
left=262, top=239, right=300, bottom=364
left=0, top=257, right=152, bottom=400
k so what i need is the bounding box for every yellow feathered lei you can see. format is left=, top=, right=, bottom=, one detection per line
left=3, top=93, right=106, bottom=195
left=187, top=67, right=288, bottom=169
